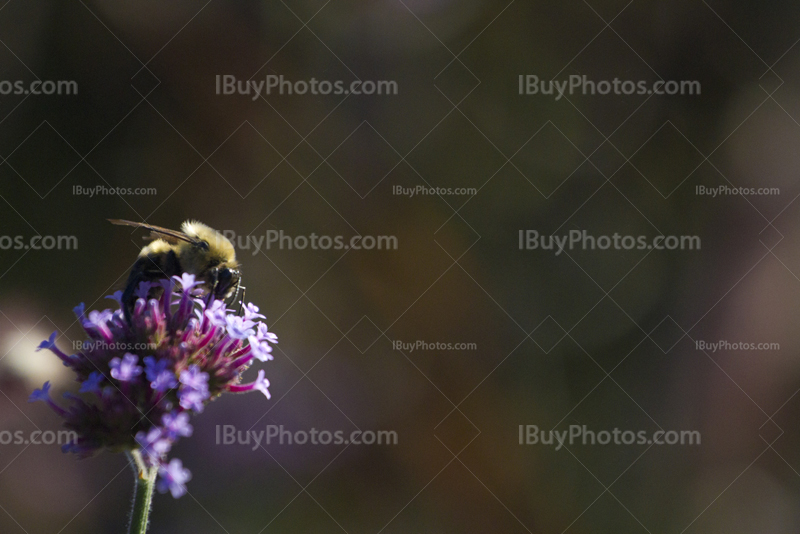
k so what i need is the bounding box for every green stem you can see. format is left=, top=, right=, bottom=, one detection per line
left=127, top=451, right=158, bottom=534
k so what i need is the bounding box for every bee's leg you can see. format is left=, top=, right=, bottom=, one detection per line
left=236, top=285, right=246, bottom=316
left=228, top=275, right=241, bottom=313
left=224, top=279, right=242, bottom=315
left=121, top=274, right=140, bottom=324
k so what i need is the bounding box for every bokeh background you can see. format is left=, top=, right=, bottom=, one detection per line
left=1, top=0, right=800, bottom=532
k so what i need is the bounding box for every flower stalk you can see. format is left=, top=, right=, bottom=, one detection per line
left=128, top=451, right=157, bottom=534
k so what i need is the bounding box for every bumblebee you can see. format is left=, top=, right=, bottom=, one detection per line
left=109, top=219, right=243, bottom=320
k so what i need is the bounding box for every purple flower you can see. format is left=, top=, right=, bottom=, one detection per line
left=248, top=336, right=273, bottom=362
left=162, top=412, right=192, bottom=440
left=228, top=369, right=271, bottom=399
left=84, top=310, right=114, bottom=341
left=178, top=366, right=210, bottom=412
left=178, top=387, right=209, bottom=413
left=110, top=353, right=143, bottom=382
left=136, top=427, right=172, bottom=460
left=79, top=372, right=104, bottom=394
left=243, top=303, right=265, bottom=321
left=29, top=381, right=52, bottom=403
left=143, top=357, right=177, bottom=392
left=152, top=371, right=178, bottom=393
left=29, top=381, right=68, bottom=417
left=134, top=281, right=153, bottom=300
left=254, top=369, right=271, bottom=399
left=36, top=331, right=72, bottom=364
left=157, top=459, right=191, bottom=498
left=106, top=291, right=123, bottom=305
left=29, top=274, right=275, bottom=498
left=225, top=315, right=255, bottom=340
left=204, top=300, right=228, bottom=327
left=86, top=309, right=113, bottom=326
left=256, top=322, right=278, bottom=345
left=179, top=365, right=208, bottom=391
left=36, top=332, right=57, bottom=352
left=144, top=357, right=168, bottom=382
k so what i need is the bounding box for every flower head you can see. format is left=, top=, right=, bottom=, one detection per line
left=30, top=276, right=275, bottom=498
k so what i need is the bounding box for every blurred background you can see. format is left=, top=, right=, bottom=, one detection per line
left=1, top=0, right=800, bottom=532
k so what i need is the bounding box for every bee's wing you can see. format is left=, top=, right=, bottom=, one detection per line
left=108, top=219, right=201, bottom=245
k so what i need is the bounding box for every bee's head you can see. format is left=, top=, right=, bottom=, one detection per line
left=181, top=221, right=237, bottom=265
left=179, top=221, right=241, bottom=301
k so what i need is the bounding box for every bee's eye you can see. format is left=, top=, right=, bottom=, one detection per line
left=199, top=241, right=209, bottom=251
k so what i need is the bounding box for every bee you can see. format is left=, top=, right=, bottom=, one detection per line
left=109, top=219, right=243, bottom=321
